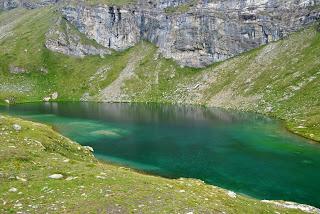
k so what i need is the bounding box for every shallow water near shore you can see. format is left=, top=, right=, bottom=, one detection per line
left=1, top=102, right=320, bottom=208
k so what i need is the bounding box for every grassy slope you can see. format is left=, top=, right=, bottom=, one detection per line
left=122, top=29, right=320, bottom=142
left=0, top=115, right=309, bottom=213
left=0, top=7, right=319, bottom=143
left=0, top=8, right=138, bottom=102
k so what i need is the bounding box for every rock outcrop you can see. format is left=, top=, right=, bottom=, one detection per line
left=45, top=17, right=110, bottom=57
left=0, top=0, right=59, bottom=10
left=2, top=0, right=320, bottom=67
left=61, top=0, right=320, bottom=67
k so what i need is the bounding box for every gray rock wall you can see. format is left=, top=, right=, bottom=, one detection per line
left=45, top=17, right=111, bottom=57
left=0, top=0, right=59, bottom=10
left=61, top=0, right=320, bottom=67
left=2, top=0, right=319, bottom=67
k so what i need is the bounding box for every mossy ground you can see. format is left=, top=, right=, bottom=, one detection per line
left=0, top=115, right=309, bottom=213
left=0, top=7, right=319, bottom=141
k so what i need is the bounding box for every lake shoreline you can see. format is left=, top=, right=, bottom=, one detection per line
left=1, top=99, right=319, bottom=143
left=0, top=114, right=319, bottom=213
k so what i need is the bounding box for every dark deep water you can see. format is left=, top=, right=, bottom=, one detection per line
left=1, top=102, right=320, bottom=207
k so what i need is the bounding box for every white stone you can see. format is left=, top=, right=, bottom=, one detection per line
left=48, top=174, right=64, bottom=179
left=297, top=125, right=306, bottom=129
left=12, top=124, right=21, bottom=131
left=51, top=92, right=59, bottom=100
left=43, top=97, right=51, bottom=102
left=66, top=176, right=77, bottom=181
left=14, top=203, right=22, bottom=207
left=227, top=191, right=237, bottom=198
left=83, top=146, right=94, bottom=152
left=265, top=106, right=273, bottom=112
left=16, top=176, right=27, bottom=182
left=9, top=187, right=18, bottom=192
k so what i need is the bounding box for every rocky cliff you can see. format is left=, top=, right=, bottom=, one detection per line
left=61, top=0, right=320, bottom=67
left=45, top=17, right=110, bottom=57
left=0, top=0, right=58, bottom=10
left=1, top=0, right=320, bottom=67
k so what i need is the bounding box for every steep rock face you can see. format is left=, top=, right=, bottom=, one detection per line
left=62, top=6, right=141, bottom=51
left=0, top=0, right=58, bottom=10
left=0, top=0, right=19, bottom=9
left=61, top=0, right=320, bottom=67
left=45, top=17, right=110, bottom=57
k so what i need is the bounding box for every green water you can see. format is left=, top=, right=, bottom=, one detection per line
left=1, top=102, right=320, bottom=207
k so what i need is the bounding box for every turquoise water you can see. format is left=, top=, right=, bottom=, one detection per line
left=1, top=102, right=320, bottom=207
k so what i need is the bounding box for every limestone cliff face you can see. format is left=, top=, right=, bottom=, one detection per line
left=45, top=17, right=110, bottom=57
left=0, top=0, right=58, bottom=10
left=61, top=0, right=320, bottom=67
left=2, top=0, right=319, bottom=67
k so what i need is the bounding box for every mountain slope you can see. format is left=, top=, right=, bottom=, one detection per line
left=0, top=7, right=319, bottom=141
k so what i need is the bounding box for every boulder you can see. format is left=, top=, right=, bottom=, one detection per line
left=12, top=124, right=21, bottom=131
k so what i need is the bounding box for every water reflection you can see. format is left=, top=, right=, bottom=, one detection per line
left=1, top=102, right=319, bottom=207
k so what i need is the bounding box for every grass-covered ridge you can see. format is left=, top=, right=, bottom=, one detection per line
left=0, top=114, right=316, bottom=213
left=0, top=7, right=319, bottom=142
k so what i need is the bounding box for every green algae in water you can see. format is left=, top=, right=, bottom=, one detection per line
left=1, top=102, right=320, bottom=208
